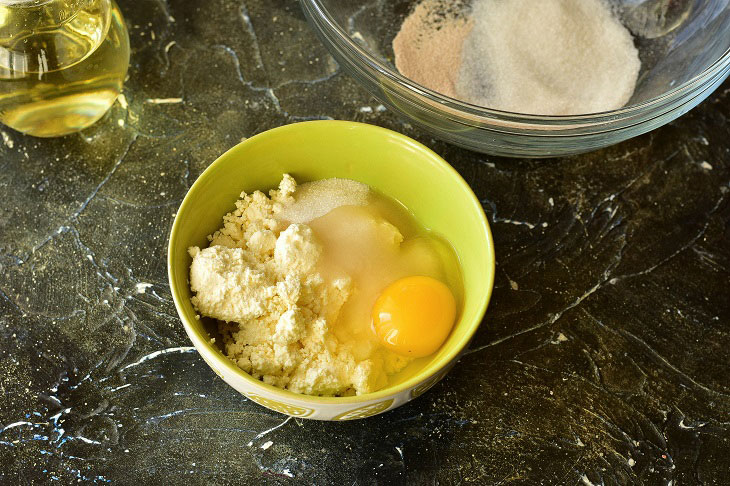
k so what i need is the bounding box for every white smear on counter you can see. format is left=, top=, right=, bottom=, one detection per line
left=0, top=421, right=33, bottom=432
left=499, top=218, right=536, bottom=229
left=1, top=131, right=14, bottom=149
left=145, top=98, right=183, bottom=104
left=581, top=475, right=597, bottom=486
left=75, top=435, right=101, bottom=445
left=246, top=416, right=292, bottom=447
left=135, top=282, right=153, bottom=294
left=120, top=346, right=196, bottom=371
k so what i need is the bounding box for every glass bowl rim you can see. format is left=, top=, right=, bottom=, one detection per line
left=301, top=0, right=730, bottom=125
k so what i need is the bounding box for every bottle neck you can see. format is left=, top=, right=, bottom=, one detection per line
left=0, top=1, right=55, bottom=6
left=1, top=0, right=99, bottom=26
left=0, top=0, right=111, bottom=75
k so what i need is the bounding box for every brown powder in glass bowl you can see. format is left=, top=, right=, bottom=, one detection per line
left=392, top=0, right=472, bottom=99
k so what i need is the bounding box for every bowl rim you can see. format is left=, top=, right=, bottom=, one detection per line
left=301, top=0, right=730, bottom=123
left=168, top=120, right=496, bottom=405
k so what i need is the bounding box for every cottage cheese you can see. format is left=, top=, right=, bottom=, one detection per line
left=188, top=175, right=410, bottom=396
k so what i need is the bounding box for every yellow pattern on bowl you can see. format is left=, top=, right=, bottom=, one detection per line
left=245, top=394, right=315, bottom=418
left=332, top=399, right=395, bottom=421
left=168, top=120, right=495, bottom=420
left=411, top=371, right=446, bottom=399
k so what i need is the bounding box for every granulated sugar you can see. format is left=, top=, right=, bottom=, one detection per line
left=393, top=0, right=641, bottom=115
left=276, top=178, right=370, bottom=223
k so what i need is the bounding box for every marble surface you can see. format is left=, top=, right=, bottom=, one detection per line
left=1, top=0, right=729, bottom=484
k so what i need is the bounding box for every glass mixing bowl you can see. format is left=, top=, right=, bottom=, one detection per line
left=300, top=0, right=730, bottom=157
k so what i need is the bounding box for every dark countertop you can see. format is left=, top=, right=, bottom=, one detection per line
left=1, top=0, right=729, bottom=484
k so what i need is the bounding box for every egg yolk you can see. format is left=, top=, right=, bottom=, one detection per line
left=371, top=276, right=457, bottom=358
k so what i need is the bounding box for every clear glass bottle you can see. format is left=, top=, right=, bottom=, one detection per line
left=0, top=0, right=130, bottom=137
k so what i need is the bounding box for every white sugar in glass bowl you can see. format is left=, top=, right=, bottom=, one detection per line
left=300, top=0, right=730, bottom=157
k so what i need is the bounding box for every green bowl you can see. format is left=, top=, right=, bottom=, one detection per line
left=168, top=120, right=495, bottom=420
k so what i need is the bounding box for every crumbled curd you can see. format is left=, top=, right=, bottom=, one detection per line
left=188, top=175, right=410, bottom=396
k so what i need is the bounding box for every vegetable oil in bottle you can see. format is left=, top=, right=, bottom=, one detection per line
left=0, top=0, right=130, bottom=137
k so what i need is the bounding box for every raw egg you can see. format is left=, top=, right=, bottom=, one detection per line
left=371, top=276, right=457, bottom=358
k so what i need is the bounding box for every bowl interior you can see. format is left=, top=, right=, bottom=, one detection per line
left=319, top=0, right=730, bottom=110
left=169, top=121, right=495, bottom=402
